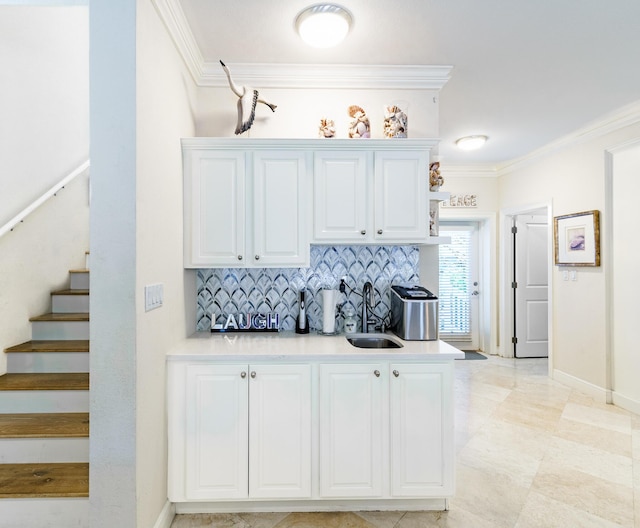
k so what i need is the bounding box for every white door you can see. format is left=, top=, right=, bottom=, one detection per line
left=253, top=151, right=309, bottom=266
left=319, top=363, right=385, bottom=497
left=389, top=363, right=454, bottom=497
left=183, top=150, right=245, bottom=267
left=438, top=222, right=480, bottom=349
left=514, top=214, right=549, bottom=358
left=248, top=364, right=312, bottom=498
left=374, top=151, right=428, bottom=241
left=313, top=151, right=370, bottom=241
left=185, top=364, right=249, bottom=500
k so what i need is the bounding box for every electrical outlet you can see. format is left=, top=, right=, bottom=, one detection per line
left=145, top=283, right=164, bottom=311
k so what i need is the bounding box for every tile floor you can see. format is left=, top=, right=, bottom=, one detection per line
left=171, top=355, right=640, bottom=528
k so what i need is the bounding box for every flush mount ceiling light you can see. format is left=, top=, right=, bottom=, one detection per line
left=295, top=4, right=353, bottom=48
left=455, top=135, right=488, bottom=151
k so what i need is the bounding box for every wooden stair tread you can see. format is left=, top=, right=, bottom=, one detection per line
left=5, top=340, right=90, bottom=353
left=69, top=269, right=89, bottom=274
left=0, top=413, right=89, bottom=438
left=0, top=463, right=88, bottom=498
left=29, top=313, right=89, bottom=322
left=0, top=373, right=89, bottom=391
left=51, top=289, right=89, bottom=296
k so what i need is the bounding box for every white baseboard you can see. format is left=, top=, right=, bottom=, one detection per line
left=611, top=392, right=640, bottom=415
left=552, top=369, right=610, bottom=403
left=153, top=500, right=175, bottom=528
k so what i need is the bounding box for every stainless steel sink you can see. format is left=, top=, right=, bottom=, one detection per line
left=346, top=334, right=403, bottom=349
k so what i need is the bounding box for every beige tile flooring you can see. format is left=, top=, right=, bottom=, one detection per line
left=171, top=355, right=640, bottom=528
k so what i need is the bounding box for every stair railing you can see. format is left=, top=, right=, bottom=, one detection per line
left=0, top=160, right=90, bottom=239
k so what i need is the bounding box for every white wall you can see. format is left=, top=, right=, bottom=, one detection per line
left=196, top=87, right=440, bottom=140
left=91, top=0, right=198, bottom=526
left=498, top=119, right=640, bottom=393
left=610, top=140, right=640, bottom=412
left=0, top=6, right=89, bottom=227
left=135, top=0, right=198, bottom=525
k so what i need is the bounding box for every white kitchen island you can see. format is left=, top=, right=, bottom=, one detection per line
left=167, top=332, right=463, bottom=514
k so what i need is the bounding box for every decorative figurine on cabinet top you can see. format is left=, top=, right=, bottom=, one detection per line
left=348, top=105, right=370, bottom=138
left=383, top=104, right=408, bottom=138
left=429, top=161, right=444, bottom=191
left=319, top=117, right=336, bottom=138
left=219, top=60, right=277, bottom=135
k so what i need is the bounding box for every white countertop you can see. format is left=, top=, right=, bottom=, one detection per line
left=167, top=331, right=464, bottom=362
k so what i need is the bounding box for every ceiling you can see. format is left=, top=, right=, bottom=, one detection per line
left=177, top=0, right=640, bottom=167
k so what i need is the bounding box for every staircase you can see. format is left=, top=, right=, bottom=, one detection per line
left=0, top=264, right=90, bottom=527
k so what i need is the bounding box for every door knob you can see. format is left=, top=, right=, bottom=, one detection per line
left=361, top=230, right=366, bottom=235
left=377, top=229, right=383, bottom=235
left=237, top=255, right=243, bottom=261
left=374, top=370, right=380, bottom=377
left=471, top=290, right=479, bottom=296
left=250, top=371, right=257, bottom=378
left=240, top=371, right=247, bottom=379
left=255, top=255, right=260, bottom=260
left=393, top=370, right=399, bottom=377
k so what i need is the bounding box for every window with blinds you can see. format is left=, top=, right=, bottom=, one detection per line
left=439, top=226, right=473, bottom=340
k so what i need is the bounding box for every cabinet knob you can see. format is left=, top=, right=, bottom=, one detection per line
left=254, top=255, right=260, bottom=261
left=237, top=255, right=243, bottom=261
left=361, top=230, right=366, bottom=235
left=393, top=369, right=400, bottom=378
left=250, top=371, right=257, bottom=379
left=241, top=371, right=247, bottom=379
left=377, top=229, right=383, bottom=235
left=374, top=370, right=380, bottom=377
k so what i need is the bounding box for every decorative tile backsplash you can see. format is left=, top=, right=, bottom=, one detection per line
left=196, top=245, right=420, bottom=332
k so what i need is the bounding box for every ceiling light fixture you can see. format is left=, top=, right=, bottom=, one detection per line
left=295, top=4, right=353, bottom=48
left=455, top=135, right=488, bottom=151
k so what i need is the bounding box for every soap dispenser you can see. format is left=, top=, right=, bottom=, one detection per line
left=295, top=288, right=309, bottom=334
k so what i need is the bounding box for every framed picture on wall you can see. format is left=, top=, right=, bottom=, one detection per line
left=554, top=210, right=600, bottom=266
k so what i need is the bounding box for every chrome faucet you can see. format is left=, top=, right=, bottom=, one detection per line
left=361, top=282, right=376, bottom=333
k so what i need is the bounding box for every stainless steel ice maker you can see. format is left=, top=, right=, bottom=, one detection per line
left=390, top=285, right=438, bottom=341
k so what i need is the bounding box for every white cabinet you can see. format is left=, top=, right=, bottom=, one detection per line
left=389, top=363, right=454, bottom=497
left=319, top=363, right=385, bottom=497
left=318, top=361, right=454, bottom=500
left=170, top=362, right=312, bottom=501
left=313, top=149, right=430, bottom=243
left=183, top=143, right=309, bottom=268
left=248, top=364, right=312, bottom=499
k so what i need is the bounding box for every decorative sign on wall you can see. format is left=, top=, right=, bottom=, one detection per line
left=442, top=194, right=478, bottom=208
left=211, top=313, right=280, bottom=333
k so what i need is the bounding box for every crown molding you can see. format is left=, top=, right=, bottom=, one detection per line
left=497, top=100, right=640, bottom=176
left=152, top=0, right=204, bottom=82
left=154, top=0, right=452, bottom=91
left=439, top=164, right=498, bottom=178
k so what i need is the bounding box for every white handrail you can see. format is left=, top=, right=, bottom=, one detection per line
left=0, top=160, right=90, bottom=239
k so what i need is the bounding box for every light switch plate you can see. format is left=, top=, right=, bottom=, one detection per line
left=145, top=283, right=164, bottom=312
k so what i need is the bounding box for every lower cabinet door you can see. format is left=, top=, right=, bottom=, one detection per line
left=249, top=364, right=312, bottom=498
left=389, top=362, right=454, bottom=497
left=319, top=363, right=386, bottom=497
left=185, top=364, right=249, bottom=500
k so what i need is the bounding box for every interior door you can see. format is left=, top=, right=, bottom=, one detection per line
left=514, top=214, right=549, bottom=358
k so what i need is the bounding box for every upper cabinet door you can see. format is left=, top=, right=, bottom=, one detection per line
left=313, top=151, right=370, bottom=241
left=252, top=151, right=310, bottom=267
left=374, top=151, right=428, bottom=241
left=184, top=150, right=246, bottom=267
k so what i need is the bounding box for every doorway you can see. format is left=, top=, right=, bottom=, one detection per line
left=439, top=222, right=480, bottom=350
left=501, top=205, right=551, bottom=359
